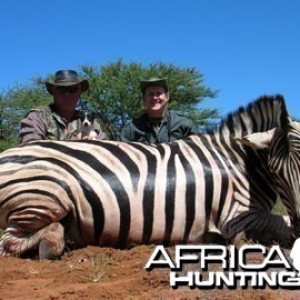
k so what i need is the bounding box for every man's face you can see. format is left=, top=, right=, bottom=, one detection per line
left=52, top=84, right=82, bottom=109
left=143, top=86, right=169, bottom=117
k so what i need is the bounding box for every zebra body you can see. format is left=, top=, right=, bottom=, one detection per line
left=0, top=95, right=296, bottom=258
left=0, top=137, right=230, bottom=250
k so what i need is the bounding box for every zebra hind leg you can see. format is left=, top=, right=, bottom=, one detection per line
left=38, top=222, right=65, bottom=259
left=0, top=222, right=65, bottom=259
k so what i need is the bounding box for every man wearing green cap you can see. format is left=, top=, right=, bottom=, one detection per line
left=120, top=77, right=197, bottom=144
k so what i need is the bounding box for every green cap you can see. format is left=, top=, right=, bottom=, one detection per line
left=140, top=77, right=169, bottom=94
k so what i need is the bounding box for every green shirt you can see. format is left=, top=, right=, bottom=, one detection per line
left=120, top=111, right=197, bottom=144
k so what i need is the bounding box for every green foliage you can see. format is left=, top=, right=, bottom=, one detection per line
left=0, top=59, right=219, bottom=148
left=0, top=81, right=52, bottom=150
left=0, top=139, right=18, bottom=152
left=271, top=198, right=287, bottom=216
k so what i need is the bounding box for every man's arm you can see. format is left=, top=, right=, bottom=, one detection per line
left=19, top=110, right=48, bottom=143
left=120, top=123, right=132, bottom=142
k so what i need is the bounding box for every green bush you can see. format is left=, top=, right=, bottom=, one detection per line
left=272, top=198, right=287, bottom=216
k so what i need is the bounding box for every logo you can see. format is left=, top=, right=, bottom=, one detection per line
left=145, top=239, right=300, bottom=289
left=290, top=238, right=300, bottom=275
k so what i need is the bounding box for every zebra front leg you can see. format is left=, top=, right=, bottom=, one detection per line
left=222, top=211, right=294, bottom=248
left=0, top=222, right=65, bottom=259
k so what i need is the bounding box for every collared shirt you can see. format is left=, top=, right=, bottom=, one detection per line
left=19, top=104, right=106, bottom=143
left=120, top=111, right=197, bottom=144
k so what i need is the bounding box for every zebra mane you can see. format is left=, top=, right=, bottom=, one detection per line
left=208, top=94, right=285, bottom=138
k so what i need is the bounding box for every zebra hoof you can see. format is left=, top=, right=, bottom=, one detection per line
left=38, top=222, right=65, bottom=259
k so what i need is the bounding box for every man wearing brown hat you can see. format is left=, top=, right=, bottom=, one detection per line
left=19, top=70, right=106, bottom=143
left=120, top=77, right=197, bottom=144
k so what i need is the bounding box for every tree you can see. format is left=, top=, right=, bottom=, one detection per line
left=0, top=59, right=219, bottom=148
left=0, top=80, right=52, bottom=151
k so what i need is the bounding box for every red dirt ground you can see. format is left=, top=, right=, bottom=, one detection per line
left=0, top=245, right=299, bottom=300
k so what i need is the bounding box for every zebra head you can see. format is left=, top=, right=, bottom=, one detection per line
left=239, top=96, right=300, bottom=237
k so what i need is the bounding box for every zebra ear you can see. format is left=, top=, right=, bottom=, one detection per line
left=236, top=129, right=276, bottom=149
left=277, top=95, right=291, bottom=134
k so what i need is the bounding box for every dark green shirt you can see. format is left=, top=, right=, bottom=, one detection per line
left=120, top=111, right=197, bottom=144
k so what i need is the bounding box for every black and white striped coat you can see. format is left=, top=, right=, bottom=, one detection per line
left=0, top=95, right=296, bottom=259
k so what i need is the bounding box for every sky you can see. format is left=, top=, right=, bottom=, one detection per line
left=1, top=0, right=300, bottom=118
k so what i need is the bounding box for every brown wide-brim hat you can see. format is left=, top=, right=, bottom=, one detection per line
left=140, top=77, right=169, bottom=94
left=45, top=70, right=89, bottom=94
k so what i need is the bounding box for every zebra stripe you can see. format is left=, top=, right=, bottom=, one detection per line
left=0, top=94, right=295, bottom=259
